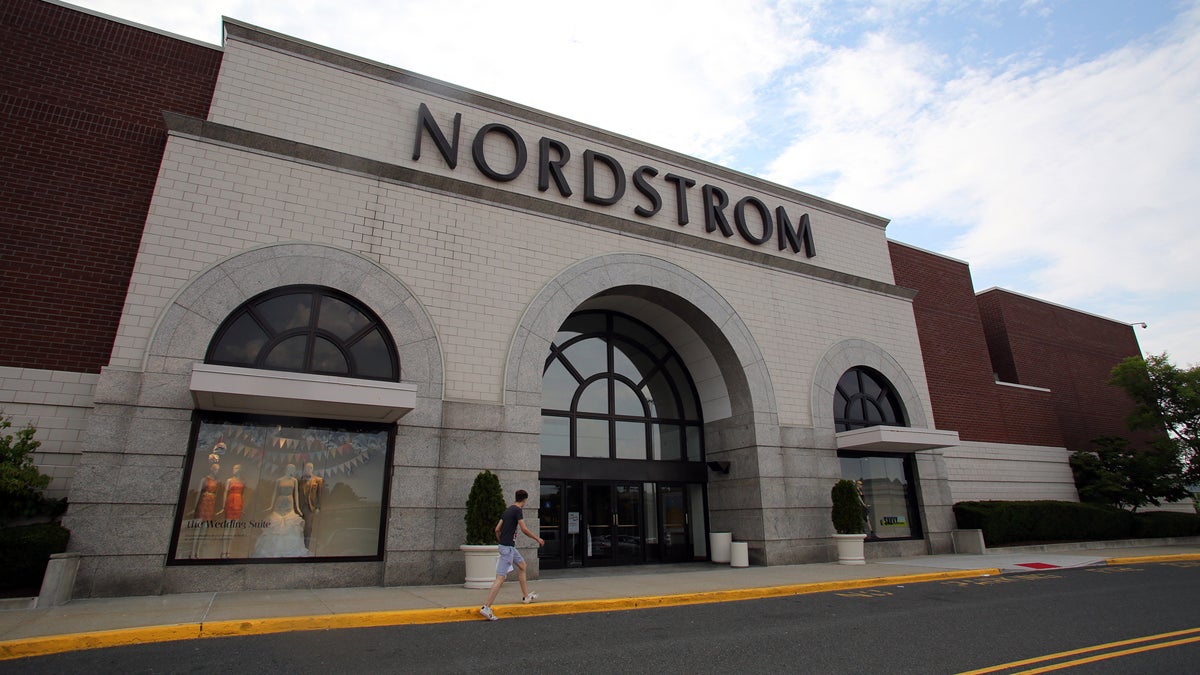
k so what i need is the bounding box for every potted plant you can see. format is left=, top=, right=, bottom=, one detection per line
left=460, top=469, right=506, bottom=588
left=831, top=478, right=867, bottom=565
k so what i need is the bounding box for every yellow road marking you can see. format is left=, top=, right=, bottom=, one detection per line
left=957, top=626, right=1200, bottom=675
left=1012, top=634, right=1200, bottom=674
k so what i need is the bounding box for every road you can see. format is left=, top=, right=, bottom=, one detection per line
left=8, top=561, right=1200, bottom=674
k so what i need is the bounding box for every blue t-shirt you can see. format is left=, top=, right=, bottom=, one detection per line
left=498, top=504, right=523, bottom=546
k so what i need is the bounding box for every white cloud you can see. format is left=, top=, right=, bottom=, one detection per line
left=765, top=3, right=1200, bottom=365
left=70, top=0, right=810, bottom=161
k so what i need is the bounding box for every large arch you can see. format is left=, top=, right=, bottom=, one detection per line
left=504, top=253, right=781, bottom=565
left=504, top=253, right=777, bottom=425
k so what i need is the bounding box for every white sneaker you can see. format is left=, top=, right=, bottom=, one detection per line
left=522, top=592, right=538, bottom=604
left=480, top=605, right=497, bottom=620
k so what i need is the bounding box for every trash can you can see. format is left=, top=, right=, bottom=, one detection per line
left=730, top=541, right=749, bottom=568
left=709, top=532, right=732, bottom=563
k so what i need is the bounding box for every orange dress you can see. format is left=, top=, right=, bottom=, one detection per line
left=195, top=475, right=219, bottom=520
left=224, top=478, right=245, bottom=520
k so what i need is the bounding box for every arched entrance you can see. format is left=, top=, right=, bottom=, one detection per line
left=538, top=310, right=708, bottom=567
left=504, top=253, right=779, bottom=568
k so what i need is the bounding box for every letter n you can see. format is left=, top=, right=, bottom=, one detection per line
left=413, top=102, right=461, bottom=168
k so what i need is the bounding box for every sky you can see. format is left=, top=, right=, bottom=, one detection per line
left=64, top=0, right=1200, bottom=367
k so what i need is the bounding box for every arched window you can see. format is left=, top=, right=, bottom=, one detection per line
left=541, top=311, right=703, bottom=461
left=206, top=286, right=398, bottom=381
left=834, top=366, right=906, bottom=432
left=834, top=367, right=921, bottom=540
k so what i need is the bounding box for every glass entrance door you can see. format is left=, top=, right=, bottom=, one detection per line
left=585, top=482, right=643, bottom=565
left=658, top=484, right=690, bottom=563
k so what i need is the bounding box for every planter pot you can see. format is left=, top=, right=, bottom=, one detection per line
left=709, top=532, right=732, bottom=563
left=833, top=533, right=867, bottom=565
left=460, top=544, right=499, bottom=589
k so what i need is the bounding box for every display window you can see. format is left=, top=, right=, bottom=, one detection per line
left=838, top=452, right=922, bottom=540
left=169, top=413, right=393, bottom=563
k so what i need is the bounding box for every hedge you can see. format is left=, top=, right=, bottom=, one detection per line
left=953, top=500, right=1200, bottom=547
left=0, top=522, right=70, bottom=591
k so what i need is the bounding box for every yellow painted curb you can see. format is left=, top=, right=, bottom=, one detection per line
left=0, top=624, right=199, bottom=661
left=0, top=567, right=999, bottom=661
left=1105, top=552, right=1200, bottom=566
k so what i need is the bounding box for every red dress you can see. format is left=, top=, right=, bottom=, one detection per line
left=195, top=475, right=219, bottom=520
left=224, top=478, right=245, bottom=520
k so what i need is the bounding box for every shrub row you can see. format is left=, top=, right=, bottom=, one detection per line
left=953, top=500, right=1200, bottom=547
left=0, top=522, right=70, bottom=591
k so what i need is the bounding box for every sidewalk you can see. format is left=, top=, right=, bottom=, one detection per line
left=3, top=540, right=1199, bottom=661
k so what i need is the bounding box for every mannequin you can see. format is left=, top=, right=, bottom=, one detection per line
left=297, top=462, right=323, bottom=549
left=272, top=463, right=301, bottom=516
left=253, top=464, right=310, bottom=558
left=856, top=479, right=874, bottom=537
left=219, top=464, right=245, bottom=558
left=191, top=462, right=220, bottom=558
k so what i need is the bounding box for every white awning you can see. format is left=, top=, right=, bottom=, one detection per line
left=189, top=363, right=417, bottom=423
left=835, top=425, right=960, bottom=453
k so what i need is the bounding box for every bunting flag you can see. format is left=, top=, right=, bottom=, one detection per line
left=201, top=423, right=383, bottom=478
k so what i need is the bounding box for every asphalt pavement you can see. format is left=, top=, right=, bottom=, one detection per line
left=3, top=538, right=1199, bottom=661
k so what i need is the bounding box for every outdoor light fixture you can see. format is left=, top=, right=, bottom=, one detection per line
left=707, top=461, right=731, bottom=474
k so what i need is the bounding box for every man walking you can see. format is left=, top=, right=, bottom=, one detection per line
left=480, top=489, right=543, bottom=620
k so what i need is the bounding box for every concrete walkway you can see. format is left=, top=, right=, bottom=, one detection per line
left=3, top=540, right=1199, bottom=661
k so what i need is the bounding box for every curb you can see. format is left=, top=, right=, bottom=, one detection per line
left=1104, top=552, right=1200, bottom=566
left=0, top=567, right=997, bottom=661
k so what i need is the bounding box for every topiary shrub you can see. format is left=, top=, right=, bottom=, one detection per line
left=464, top=470, right=506, bottom=545
left=831, top=479, right=866, bottom=534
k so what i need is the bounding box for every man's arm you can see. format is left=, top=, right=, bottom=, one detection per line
left=518, top=519, right=544, bottom=547
left=494, top=519, right=502, bottom=542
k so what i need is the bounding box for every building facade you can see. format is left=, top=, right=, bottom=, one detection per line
left=2, top=1, right=1145, bottom=598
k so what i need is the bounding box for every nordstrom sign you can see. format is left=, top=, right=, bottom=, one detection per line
left=412, top=103, right=816, bottom=258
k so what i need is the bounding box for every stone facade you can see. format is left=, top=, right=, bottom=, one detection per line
left=3, top=2, right=1150, bottom=599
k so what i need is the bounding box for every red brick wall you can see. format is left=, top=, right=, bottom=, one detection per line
left=976, top=289, right=1146, bottom=453
left=0, top=0, right=221, bottom=373
left=888, top=242, right=1063, bottom=447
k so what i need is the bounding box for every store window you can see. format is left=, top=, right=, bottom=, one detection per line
left=170, top=286, right=399, bottom=563
left=838, top=452, right=921, bottom=540
left=834, top=367, right=921, bottom=540
left=169, top=415, right=393, bottom=562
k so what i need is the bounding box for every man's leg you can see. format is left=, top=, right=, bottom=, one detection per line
left=516, top=559, right=529, bottom=598
left=484, top=574, right=506, bottom=608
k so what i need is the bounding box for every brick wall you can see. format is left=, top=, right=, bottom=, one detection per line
left=888, top=242, right=1063, bottom=447
left=976, top=289, right=1146, bottom=453
left=0, top=0, right=222, bottom=373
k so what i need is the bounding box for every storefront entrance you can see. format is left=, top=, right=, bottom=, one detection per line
left=538, top=480, right=705, bottom=568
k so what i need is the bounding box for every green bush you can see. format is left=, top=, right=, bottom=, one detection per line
left=0, top=522, right=70, bottom=591
left=464, top=470, right=506, bottom=545
left=1133, top=511, right=1200, bottom=538
left=953, top=500, right=1137, bottom=546
left=0, top=415, right=54, bottom=524
left=831, top=479, right=866, bottom=534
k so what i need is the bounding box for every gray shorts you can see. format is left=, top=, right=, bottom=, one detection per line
left=496, top=544, right=524, bottom=576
